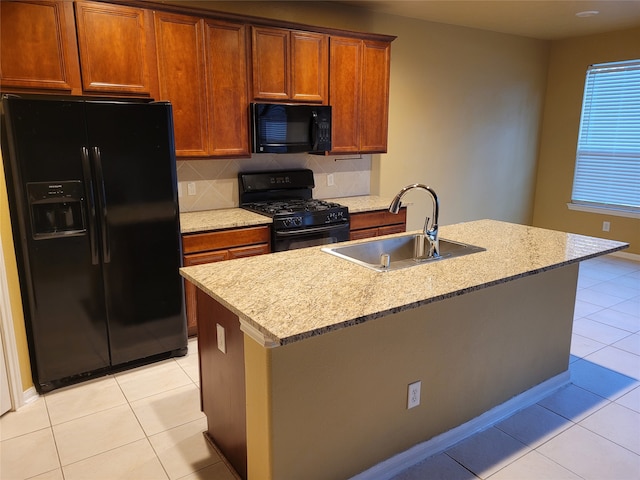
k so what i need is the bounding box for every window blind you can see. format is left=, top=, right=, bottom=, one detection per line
left=571, top=59, right=640, bottom=215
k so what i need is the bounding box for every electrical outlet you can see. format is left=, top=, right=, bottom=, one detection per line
left=327, top=173, right=335, bottom=186
left=407, top=381, right=421, bottom=409
left=187, top=182, right=196, bottom=196
left=177, top=182, right=183, bottom=198
left=602, top=221, right=610, bottom=232
left=216, top=323, right=226, bottom=354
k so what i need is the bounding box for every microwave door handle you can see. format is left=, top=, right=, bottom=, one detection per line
left=81, top=147, right=99, bottom=265
left=311, top=111, right=319, bottom=150
left=90, top=146, right=110, bottom=264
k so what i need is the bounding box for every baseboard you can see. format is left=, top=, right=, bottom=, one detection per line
left=610, top=251, right=640, bottom=262
left=22, top=387, right=39, bottom=406
left=351, top=371, right=571, bottom=480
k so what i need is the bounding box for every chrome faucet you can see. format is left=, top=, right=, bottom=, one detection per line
left=389, top=184, right=440, bottom=258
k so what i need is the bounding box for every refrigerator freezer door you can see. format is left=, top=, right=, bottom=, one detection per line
left=2, top=97, right=110, bottom=390
left=85, top=101, right=186, bottom=365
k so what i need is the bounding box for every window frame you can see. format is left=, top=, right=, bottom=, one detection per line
left=568, top=59, right=640, bottom=219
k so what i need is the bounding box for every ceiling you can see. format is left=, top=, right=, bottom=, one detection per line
left=332, top=0, right=640, bottom=40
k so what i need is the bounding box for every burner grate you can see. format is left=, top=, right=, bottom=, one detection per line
left=243, top=199, right=343, bottom=216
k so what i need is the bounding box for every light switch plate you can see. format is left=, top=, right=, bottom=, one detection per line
left=216, top=323, right=226, bottom=354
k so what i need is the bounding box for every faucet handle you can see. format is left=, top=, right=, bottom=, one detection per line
left=423, top=216, right=432, bottom=234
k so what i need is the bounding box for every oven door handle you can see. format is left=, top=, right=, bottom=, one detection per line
left=275, top=224, right=349, bottom=237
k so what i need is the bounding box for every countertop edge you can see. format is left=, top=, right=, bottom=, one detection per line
left=272, top=243, right=628, bottom=346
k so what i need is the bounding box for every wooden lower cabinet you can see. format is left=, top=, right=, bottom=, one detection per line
left=183, top=226, right=270, bottom=336
left=349, top=208, right=406, bottom=240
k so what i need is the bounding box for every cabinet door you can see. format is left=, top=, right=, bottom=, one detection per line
left=155, top=12, right=209, bottom=157
left=329, top=36, right=361, bottom=153
left=329, top=36, right=392, bottom=154
left=0, top=1, right=81, bottom=94
left=205, top=20, right=251, bottom=157
left=290, top=31, right=327, bottom=103
left=251, top=26, right=289, bottom=101
left=251, top=27, right=327, bottom=103
left=360, top=40, right=391, bottom=153
left=75, top=1, right=157, bottom=95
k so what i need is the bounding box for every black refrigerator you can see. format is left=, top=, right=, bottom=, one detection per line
left=2, top=95, right=187, bottom=393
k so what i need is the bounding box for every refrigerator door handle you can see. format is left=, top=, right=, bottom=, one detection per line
left=81, top=147, right=100, bottom=265
left=91, top=146, right=111, bottom=264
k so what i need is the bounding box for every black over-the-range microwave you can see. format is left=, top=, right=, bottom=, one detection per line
left=251, top=103, right=331, bottom=154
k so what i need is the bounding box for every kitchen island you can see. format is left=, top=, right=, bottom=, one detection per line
left=180, top=219, right=627, bottom=480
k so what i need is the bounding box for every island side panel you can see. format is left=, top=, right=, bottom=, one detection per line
left=196, top=288, right=247, bottom=479
left=243, top=264, right=578, bottom=480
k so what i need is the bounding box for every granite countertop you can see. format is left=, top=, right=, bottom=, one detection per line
left=327, top=195, right=394, bottom=213
left=180, top=219, right=628, bottom=348
left=180, top=208, right=272, bottom=234
left=179, top=195, right=393, bottom=234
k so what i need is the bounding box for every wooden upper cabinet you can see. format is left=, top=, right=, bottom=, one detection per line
left=251, top=26, right=327, bottom=103
left=329, top=37, right=361, bottom=153
left=360, top=40, right=391, bottom=152
left=329, top=36, right=391, bottom=154
left=252, top=27, right=288, bottom=101
left=154, top=12, right=209, bottom=156
left=154, top=14, right=249, bottom=158
left=204, top=19, right=250, bottom=157
left=75, top=1, right=158, bottom=96
left=0, top=1, right=81, bottom=94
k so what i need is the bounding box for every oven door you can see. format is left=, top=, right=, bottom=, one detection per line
left=273, top=223, right=349, bottom=252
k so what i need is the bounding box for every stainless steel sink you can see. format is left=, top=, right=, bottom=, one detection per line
left=322, top=233, right=485, bottom=272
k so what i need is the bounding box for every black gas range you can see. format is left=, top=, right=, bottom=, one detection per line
left=239, top=169, right=350, bottom=252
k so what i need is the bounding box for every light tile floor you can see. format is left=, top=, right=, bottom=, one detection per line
left=0, top=255, right=638, bottom=480
left=0, top=338, right=237, bottom=480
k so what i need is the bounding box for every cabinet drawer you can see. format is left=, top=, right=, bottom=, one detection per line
left=350, top=227, right=378, bottom=241
left=228, top=244, right=270, bottom=259
left=184, top=250, right=228, bottom=266
left=183, top=225, right=270, bottom=254
left=350, top=208, right=406, bottom=230
left=379, top=224, right=406, bottom=236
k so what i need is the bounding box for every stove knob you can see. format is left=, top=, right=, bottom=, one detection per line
left=282, top=217, right=301, bottom=228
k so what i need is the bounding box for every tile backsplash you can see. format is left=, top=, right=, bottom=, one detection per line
left=176, top=153, right=371, bottom=212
